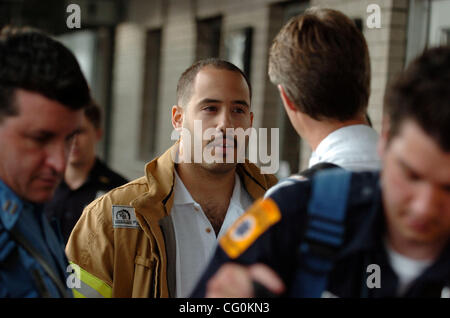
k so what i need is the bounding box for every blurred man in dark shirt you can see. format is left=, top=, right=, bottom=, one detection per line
left=45, top=100, right=127, bottom=243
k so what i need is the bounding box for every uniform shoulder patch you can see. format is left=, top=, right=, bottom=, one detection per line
left=219, top=198, right=281, bottom=259
left=112, top=205, right=140, bottom=229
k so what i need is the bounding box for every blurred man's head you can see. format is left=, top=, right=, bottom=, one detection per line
left=172, top=59, right=253, bottom=174
left=268, top=7, right=370, bottom=134
left=378, top=47, right=450, bottom=256
left=68, top=100, right=102, bottom=167
left=0, top=27, right=90, bottom=203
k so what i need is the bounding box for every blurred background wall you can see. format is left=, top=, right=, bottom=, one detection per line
left=1, top=0, right=449, bottom=180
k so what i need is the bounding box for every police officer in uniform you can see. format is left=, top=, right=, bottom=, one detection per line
left=0, top=27, right=90, bottom=297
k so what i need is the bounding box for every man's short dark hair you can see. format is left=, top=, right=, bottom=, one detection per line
left=384, top=46, right=450, bottom=152
left=176, top=58, right=252, bottom=107
left=0, top=26, right=90, bottom=121
left=268, top=7, right=370, bottom=121
left=84, top=99, right=102, bottom=130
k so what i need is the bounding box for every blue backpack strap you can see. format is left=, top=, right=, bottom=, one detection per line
left=290, top=168, right=352, bottom=297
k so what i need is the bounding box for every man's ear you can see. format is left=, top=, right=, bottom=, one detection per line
left=278, top=85, right=298, bottom=112
left=172, top=105, right=184, bottom=130
left=96, top=128, right=103, bottom=141
left=377, top=116, right=390, bottom=158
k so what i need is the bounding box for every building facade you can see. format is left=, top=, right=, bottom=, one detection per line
left=2, top=0, right=449, bottom=179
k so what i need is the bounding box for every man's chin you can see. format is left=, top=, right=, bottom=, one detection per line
left=401, top=226, right=440, bottom=245
left=24, top=189, right=56, bottom=204
left=200, top=161, right=237, bottom=174
left=68, top=158, right=82, bottom=166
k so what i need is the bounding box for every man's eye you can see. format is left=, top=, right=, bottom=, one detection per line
left=33, top=137, right=46, bottom=143
left=30, top=135, right=49, bottom=144
left=405, top=168, right=420, bottom=181
left=443, top=185, right=450, bottom=193
left=66, top=135, right=76, bottom=143
left=204, top=106, right=217, bottom=112
left=233, top=107, right=245, bottom=114
left=66, top=131, right=80, bottom=144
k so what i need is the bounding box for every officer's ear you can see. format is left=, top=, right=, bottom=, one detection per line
left=377, top=115, right=390, bottom=158
left=278, top=85, right=297, bottom=112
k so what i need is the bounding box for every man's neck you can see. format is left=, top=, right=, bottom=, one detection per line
left=65, top=157, right=96, bottom=190
left=301, top=115, right=368, bottom=151
left=386, top=226, right=447, bottom=261
left=176, top=162, right=236, bottom=235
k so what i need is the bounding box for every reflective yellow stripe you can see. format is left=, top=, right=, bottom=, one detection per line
left=73, top=289, right=86, bottom=298
left=70, top=262, right=112, bottom=298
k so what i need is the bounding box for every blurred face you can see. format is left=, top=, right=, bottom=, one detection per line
left=172, top=67, right=253, bottom=174
left=379, top=120, right=450, bottom=249
left=0, top=89, right=82, bottom=203
left=68, top=114, right=101, bottom=166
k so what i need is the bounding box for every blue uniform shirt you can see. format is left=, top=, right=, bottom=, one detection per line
left=0, top=179, right=72, bottom=297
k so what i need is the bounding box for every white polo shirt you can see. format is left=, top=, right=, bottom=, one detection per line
left=309, top=125, right=381, bottom=171
left=171, top=171, right=253, bottom=297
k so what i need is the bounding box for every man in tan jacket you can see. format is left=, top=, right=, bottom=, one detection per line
left=66, top=59, right=277, bottom=298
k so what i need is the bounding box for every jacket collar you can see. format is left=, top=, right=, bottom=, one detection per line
left=129, top=143, right=276, bottom=298
left=131, top=144, right=177, bottom=221
left=131, top=142, right=275, bottom=218
left=172, top=169, right=245, bottom=212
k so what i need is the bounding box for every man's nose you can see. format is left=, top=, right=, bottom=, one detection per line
left=410, top=183, right=442, bottom=219
left=72, top=134, right=79, bottom=147
left=216, top=110, right=233, bottom=134
left=46, top=143, right=67, bottom=174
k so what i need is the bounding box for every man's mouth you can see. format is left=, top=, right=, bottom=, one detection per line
left=406, top=219, right=432, bottom=234
left=36, top=175, right=61, bottom=188
left=209, top=138, right=236, bottom=149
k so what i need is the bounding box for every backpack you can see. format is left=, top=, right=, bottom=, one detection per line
left=290, top=168, right=352, bottom=297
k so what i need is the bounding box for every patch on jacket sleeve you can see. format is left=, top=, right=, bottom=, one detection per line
left=219, top=198, right=281, bottom=259
left=112, top=205, right=140, bottom=229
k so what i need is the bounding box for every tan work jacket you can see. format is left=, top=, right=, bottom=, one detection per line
left=66, top=144, right=278, bottom=297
